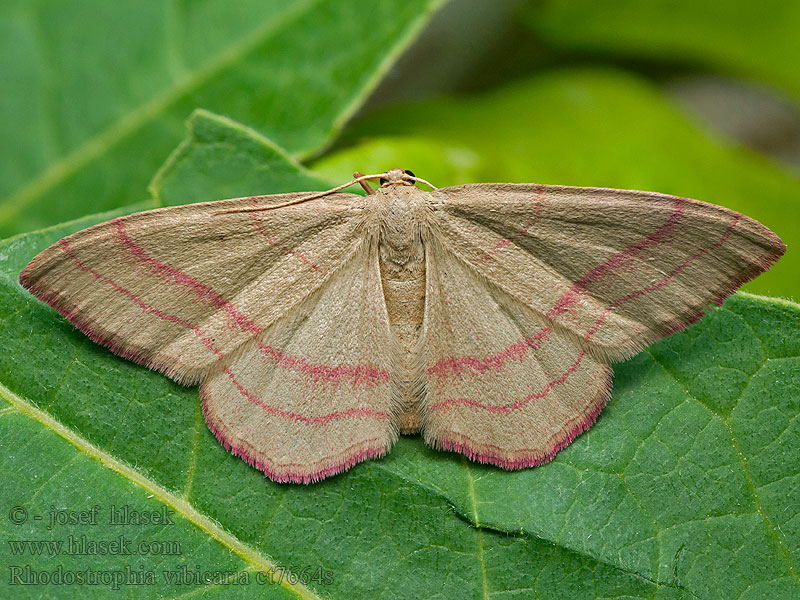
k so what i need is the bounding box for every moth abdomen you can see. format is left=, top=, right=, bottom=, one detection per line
left=372, top=185, right=431, bottom=434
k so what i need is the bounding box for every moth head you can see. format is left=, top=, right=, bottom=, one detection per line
left=379, top=168, right=416, bottom=187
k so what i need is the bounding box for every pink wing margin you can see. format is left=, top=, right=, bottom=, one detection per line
left=420, top=183, right=784, bottom=468
left=200, top=244, right=398, bottom=484
left=19, top=192, right=366, bottom=386
left=420, top=238, right=612, bottom=469
left=20, top=191, right=402, bottom=483
left=431, top=183, right=785, bottom=360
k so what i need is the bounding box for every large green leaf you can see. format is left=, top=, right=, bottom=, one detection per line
left=520, top=0, right=800, bottom=104
left=313, top=69, right=800, bottom=298
left=1, top=112, right=798, bottom=599
left=150, top=109, right=333, bottom=207
left=0, top=0, right=445, bottom=236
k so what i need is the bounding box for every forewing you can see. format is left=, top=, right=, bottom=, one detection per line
left=421, top=239, right=612, bottom=468
left=20, top=192, right=365, bottom=384
left=431, top=184, right=785, bottom=359
left=201, top=243, right=397, bottom=483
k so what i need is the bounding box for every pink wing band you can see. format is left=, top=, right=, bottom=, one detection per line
left=114, top=219, right=262, bottom=335
left=583, top=214, right=741, bottom=338
left=28, top=239, right=389, bottom=427
left=22, top=284, right=190, bottom=370
left=432, top=400, right=605, bottom=470
left=546, top=198, right=687, bottom=319
left=247, top=199, right=327, bottom=274
left=426, top=203, right=775, bottom=449
left=427, top=328, right=551, bottom=381
left=220, top=366, right=392, bottom=425
left=115, top=219, right=390, bottom=385
left=431, top=209, right=746, bottom=389
left=202, top=393, right=387, bottom=484
left=257, top=343, right=390, bottom=387
left=429, top=350, right=585, bottom=413
left=60, top=238, right=211, bottom=346
left=477, top=184, right=545, bottom=263
left=69, top=227, right=388, bottom=387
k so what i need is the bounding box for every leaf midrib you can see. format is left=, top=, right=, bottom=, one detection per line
left=0, top=349, right=696, bottom=598
left=0, top=0, right=323, bottom=224
left=0, top=381, right=323, bottom=600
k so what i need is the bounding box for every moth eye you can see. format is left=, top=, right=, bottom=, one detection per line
left=380, top=178, right=387, bottom=185
left=404, top=170, right=415, bottom=178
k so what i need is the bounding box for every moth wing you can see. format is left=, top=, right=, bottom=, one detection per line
left=421, top=239, right=612, bottom=467
left=431, top=184, right=785, bottom=359
left=20, top=192, right=365, bottom=384
left=201, top=243, right=397, bottom=483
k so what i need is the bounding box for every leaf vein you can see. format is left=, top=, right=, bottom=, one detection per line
left=645, top=349, right=799, bottom=581
left=464, top=458, right=489, bottom=600
left=0, top=381, right=323, bottom=600
left=0, top=0, right=324, bottom=223
left=182, top=397, right=203, bottom=500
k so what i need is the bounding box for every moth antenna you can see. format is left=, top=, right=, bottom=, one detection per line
left=213, top=173, right=386, bottom=214
left=408, top=175, right=438, bottom=190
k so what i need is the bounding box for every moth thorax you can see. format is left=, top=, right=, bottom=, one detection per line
left=378, top=216, right=426, bottom=330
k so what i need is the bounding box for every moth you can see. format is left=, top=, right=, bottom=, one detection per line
left=20, top=169, right=785, bottom=483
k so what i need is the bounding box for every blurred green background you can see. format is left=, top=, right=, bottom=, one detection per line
left=2, top=0, right=797, bottom=298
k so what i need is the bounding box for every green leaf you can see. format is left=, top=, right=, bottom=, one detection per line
left=150, top=109, right=332, bottom=207
left=1, top=113, right=798, bottom=599
left=520, top=0, right=800, bottom=104
left=312, top=69, right=800, bottom=298
left=0, top=0, right=445, bottom=236
left=386, top=293, right=800, bottom=599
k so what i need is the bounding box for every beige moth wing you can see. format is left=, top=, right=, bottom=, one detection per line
left=19, top=190, right=398, bottom=482
left=20, top=192, right=365, bottom=383
left=420, top=183, right=785, bottom=467
left=201, top=242, right=397, bottom=483
left=421, top=236, right=612, bottom=467
left=19, top=169, right=787, bottom=482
